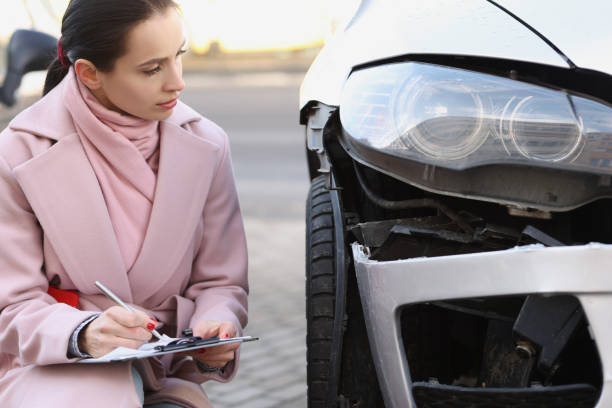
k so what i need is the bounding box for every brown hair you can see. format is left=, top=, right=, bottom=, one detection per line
left=44, top=0, right=179, bottom=95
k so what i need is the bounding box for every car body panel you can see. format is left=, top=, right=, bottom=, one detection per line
left=300, top=0, right=568, bottom=111
left=494, top=0, right=612, bottom=75
left=353, top=242, right=612, bottom=408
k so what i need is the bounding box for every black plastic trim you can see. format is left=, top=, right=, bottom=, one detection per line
left=412, top=382, right=598, bottom=408
left=327, top=171, right=348, bottom=407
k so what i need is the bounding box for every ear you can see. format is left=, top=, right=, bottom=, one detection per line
left=74, top=59, right=102, bottom=90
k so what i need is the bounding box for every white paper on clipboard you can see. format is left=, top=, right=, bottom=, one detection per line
left=77, top=336, right=259, bottom=363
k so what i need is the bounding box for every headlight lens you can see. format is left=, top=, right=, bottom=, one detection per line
left=503, top=93, right=582, bottom=162
left=394, top=72, right=489, bottom=159
left=340, top=62, right=612, bottom=174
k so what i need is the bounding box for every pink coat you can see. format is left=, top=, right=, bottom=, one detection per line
left=0, top=79, right=248, bottom=407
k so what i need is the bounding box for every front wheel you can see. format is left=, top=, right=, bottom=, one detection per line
left=306, top=176, right=336, bottom=408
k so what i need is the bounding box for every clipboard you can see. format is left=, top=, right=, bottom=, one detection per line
left=77, top=335, right=259, bottom=364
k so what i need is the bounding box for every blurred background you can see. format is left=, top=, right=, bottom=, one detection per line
left=0, top=1, right=363, bottom=407
left=0, top=0, right=362, bottom=98
left=0, top=0, right=360, bottom=52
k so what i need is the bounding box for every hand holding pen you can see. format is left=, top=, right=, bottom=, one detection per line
left=94, top=281, right=164, bottom=340
left=76, top=281, right=161, bottom=358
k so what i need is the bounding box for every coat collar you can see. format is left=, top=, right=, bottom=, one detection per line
left=127, top=120, right=220, bottom=304
left=8, top=74, right=201, bottom=141
left=11, top=78, right=218, bottom=303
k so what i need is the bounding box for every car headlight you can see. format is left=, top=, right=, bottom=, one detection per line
left=340, top=62, right=612, bottom=174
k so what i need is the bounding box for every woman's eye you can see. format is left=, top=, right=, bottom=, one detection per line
left=144, top=66, right=161, bottom=76
left=177, top=49, right=187, bottom=57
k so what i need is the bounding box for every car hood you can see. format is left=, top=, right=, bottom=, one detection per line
left=300, top=0, right=612, bottom=112
left=494, top=0, right=612, bottom=74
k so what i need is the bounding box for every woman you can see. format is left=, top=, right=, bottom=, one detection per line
left=0, top=1, right=248, bottom=407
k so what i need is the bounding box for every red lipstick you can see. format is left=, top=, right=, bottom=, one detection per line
left=157, top=98, right=178, bottom=110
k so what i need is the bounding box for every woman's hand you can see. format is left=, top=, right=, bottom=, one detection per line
left=79, top=306, right=157, bottom=358
left=188, top=320, right=240, bottom=369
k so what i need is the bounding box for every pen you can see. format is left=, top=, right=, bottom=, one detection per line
left=94, top=281, right=163, bottom=341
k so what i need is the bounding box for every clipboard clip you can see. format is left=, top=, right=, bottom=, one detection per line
left=153, top=328, right=220, bottom=352
left=154, top=335, right=220, bottom=352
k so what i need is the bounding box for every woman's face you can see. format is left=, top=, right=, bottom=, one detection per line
left=95, top=7, right=186, bottom=120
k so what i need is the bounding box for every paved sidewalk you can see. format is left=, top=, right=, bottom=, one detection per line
left=205, top=217, right=307, bottom=408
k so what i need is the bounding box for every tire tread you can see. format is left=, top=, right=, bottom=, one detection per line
left=306, top=176, right=336, bottom=407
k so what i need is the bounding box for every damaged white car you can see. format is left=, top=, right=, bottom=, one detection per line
left=301, top=1, right=612, bottom=407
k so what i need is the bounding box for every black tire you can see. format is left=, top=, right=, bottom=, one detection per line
left=306, top=175, right=336, bottom=408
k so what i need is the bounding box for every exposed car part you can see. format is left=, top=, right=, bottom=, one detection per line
left=306, top=175, right=383, bottom=408
left=304, top=104, right=336, bottom=179
left=352, top=161, right=473, bottom=234
left=520, top=225, right=564, bottom=246
left=353, top=243, right=606, bottom=408
left=411, top=382, right=598, bottom=408
left=513, top=295, right=584, bottom=376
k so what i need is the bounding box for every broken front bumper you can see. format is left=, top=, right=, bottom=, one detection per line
left=352, top=242, right=612, bottom=408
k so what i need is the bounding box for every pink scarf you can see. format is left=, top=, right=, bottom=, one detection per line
left=63, top=68, right=160, bottom=271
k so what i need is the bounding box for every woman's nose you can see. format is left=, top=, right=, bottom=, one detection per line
left=164, top=60, right=185, bottom=93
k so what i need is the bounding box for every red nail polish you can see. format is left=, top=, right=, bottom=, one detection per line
left=147, top=323, right=155, bottom=330
left=224, top=333, right=229, bottom=339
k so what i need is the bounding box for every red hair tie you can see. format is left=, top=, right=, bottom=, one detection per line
left=57, top=38, right=69, bottom=68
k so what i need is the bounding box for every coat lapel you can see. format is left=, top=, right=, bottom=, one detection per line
left=128, top=120, right=221, bottom=303
left=13, top=134, right=132, bottom=301
left=9, top=84, right=208, bottom=304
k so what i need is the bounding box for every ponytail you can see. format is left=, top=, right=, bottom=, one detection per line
left=42, top=0, right=178, bottom=95
left=43, top=57, right=70, bottom=96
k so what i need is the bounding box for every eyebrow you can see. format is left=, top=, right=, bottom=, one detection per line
left=137, top=39, right=187, bottom=68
